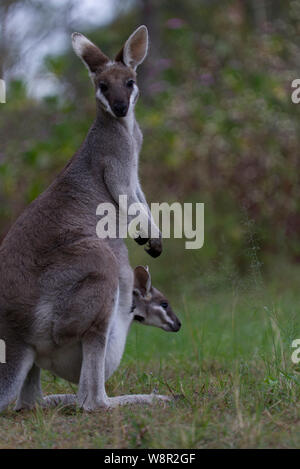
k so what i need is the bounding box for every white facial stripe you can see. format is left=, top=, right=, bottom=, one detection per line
left=96, top=88, right=116, bottom=118
left=122, top=83, right=138, bottom=134
left=129, top=84, right=139, bottom=110
left=153, top=306, right=174, bottom=326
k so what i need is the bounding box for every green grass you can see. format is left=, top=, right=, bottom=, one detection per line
left=1, top=259, right=300, bottom=448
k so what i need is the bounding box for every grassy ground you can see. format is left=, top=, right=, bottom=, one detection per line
left=1, top=253, right=300, bottom=448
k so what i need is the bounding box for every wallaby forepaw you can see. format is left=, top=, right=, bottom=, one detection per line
left=145, top=238, right=162, bottom=258
left=134, top=235, right=149, bottom=246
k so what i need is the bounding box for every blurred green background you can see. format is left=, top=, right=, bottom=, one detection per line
left=1, top=0, right=300, bottom=287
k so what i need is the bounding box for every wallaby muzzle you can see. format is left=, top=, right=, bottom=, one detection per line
left=113, top=101, right=128, bottom=117
left=171, top=318, right=181, bottom=332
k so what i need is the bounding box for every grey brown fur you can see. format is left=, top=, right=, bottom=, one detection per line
left=0, top=26, right=179, bottom=412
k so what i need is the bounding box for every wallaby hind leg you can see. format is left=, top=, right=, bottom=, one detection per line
left=79, top=331, right=171, bottom=410
left=0, top=336, right=35, bottom=413
left=78, top=327, right=172, bottom=411
left=15, top=363, right=43, bottom=411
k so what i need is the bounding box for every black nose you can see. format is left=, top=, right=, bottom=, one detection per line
left=113, top=101, right=128, bottom=117
left=172, top=319, right=181, bottom=332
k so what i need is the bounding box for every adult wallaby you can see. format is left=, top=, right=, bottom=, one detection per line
left=0, top=27, right=172, bottom=412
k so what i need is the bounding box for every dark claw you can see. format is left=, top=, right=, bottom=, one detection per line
left=134, top=235, right=149, bottom=246
left=145, top=245, right=162, bottom=258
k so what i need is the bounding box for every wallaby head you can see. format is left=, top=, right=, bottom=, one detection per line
left=133, top=266, right=181, bottom=332
left=72, top=25, right=148, bottom=118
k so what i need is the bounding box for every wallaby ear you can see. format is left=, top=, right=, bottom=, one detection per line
left=134, top=265, right=152, bottom=296
left=115, top=25, right=148, bottom=70
left=72, top=32, right=109, bottom=76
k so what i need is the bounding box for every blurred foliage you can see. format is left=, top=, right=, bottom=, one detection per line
left=1, top=0, right=300, bottom=275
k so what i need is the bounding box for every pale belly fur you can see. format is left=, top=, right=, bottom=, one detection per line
left=35, top=314, right=132, bottom=384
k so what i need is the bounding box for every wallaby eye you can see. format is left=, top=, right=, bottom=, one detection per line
left=126, top=79, right=135, bottom=88
left=161, top=302, right=168, bottom=309
left=99, top=82, right=108, bottom=93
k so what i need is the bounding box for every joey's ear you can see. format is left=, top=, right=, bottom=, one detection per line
left=115, top=25, right=148, bottom=70
left=134, top=265, right=152, bottom=296
left=72, top=32, right=109, bottom=76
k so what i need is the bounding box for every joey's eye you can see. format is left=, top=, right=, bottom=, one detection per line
left=161, top=302, right=168, bottom=309
left=126, top=79, right=135, bottom=88
left=99, top=82, right=108, bottom=93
